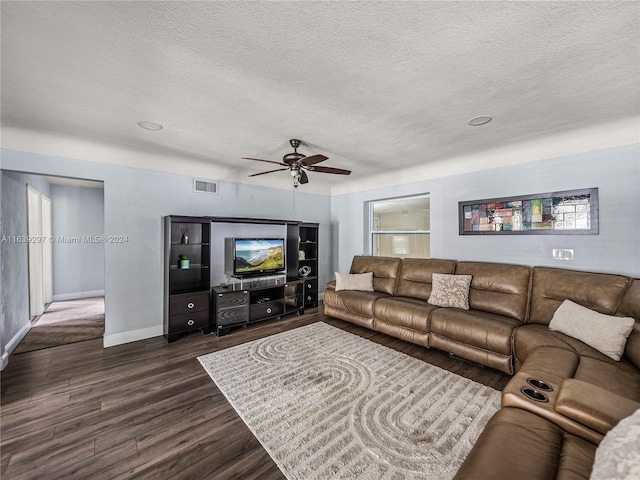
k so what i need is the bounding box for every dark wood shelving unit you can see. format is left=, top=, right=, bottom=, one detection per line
left=288, top=222, right=319, bottom=308
left=163, top=216, right=212, bottom=342
left=164, top=216, right=319, bottom=341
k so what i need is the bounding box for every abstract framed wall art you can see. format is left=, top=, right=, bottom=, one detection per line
left=459, top=188, right=598, bottom=235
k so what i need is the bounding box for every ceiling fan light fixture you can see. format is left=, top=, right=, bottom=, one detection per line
left=242, top=138, right=351, bottom=186
left=283, top=152, right=305, bottom=163
left=467, top=115, right=492, bottom=126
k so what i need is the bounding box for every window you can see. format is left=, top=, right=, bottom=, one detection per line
left=369, top=194, right=430, bottom=258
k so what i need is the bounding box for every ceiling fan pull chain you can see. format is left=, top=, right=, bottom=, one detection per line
left=292, top=184, right=297, bottom=210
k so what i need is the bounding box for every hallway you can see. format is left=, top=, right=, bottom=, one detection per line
left=12, top=297, right=104, bottom=354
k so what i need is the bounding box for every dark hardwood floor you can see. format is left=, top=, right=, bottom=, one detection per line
left=1, top=307, right=510, bottom=479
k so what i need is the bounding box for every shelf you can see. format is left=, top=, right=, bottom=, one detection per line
left=171, top=242, right=209, bottom=246
left=170, top=286, right=210, bottom=295
left=169, top=264, right=209, bottom=270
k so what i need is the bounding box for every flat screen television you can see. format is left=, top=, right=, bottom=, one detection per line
left=227, top=238, right=286, bottom=277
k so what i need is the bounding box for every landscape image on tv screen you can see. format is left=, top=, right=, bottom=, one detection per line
left=234, top=239, right=285, bottom=275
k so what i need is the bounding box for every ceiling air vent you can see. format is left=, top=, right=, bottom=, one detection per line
left=193, top=178, right=219, bottom=195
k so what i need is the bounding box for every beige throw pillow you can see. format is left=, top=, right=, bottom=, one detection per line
left=549, top=300, right=635, bottom=361
left=335, top=272, right=374, bottom=292
left=427, top=273, right=472, bottom=310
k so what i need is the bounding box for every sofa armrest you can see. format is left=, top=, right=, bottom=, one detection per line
left=556, top=379, right=640, bottom=435
left=325, top=280, right=336, bottom=290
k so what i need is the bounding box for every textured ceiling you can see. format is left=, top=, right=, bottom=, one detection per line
left=2, top=1, right=639, bottom=194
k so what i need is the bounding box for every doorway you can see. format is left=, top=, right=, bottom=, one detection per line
left=26, top=184, right=52, bottom=317
left=17, top=175, right=105, bottom=354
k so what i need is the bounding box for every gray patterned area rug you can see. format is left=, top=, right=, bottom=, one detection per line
left=198, top=322, right=500, bottom=480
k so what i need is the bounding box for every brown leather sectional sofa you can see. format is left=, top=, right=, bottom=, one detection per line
left=323, top=256, right=640, bottom=479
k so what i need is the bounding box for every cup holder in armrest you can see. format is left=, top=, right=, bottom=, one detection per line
left=526, top=378, right=553, bottom=392
left=521, top=387, right=549, bottom=403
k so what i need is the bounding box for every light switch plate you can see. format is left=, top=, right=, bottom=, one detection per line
left=552, top=248, right=574, bottom=260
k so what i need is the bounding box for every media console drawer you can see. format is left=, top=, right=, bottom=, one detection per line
left=304, top=278, right=318, bottom=306
left=170, top=291, right=210, bottom=316
left=249, top=300, right=284, bottom=321
left=168, top=309, right=209, bottom=331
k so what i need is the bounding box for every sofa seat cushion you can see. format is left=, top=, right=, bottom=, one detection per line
left=323, top=288, right=389, bottom=317
left=454, top=407, right=596, bottom=480
left=514, top=324, right=635, bottom=370
left=374, top=296, right=437, bottom=332
left=574, top=357, right=640, bottom=402
left=430, top=308, right=521, bottom=356
left=374, top=319, right=430, bottom=348
left=555, top=379, right=640, bottom=436
left=514, top=327, right=640, bottom=399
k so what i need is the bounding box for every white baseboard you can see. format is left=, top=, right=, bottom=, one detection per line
left=52, top=289, right=105, bottom=302
left=103, top=325, right=164, bottom=348
left=1, top=321, right=32, bottom=371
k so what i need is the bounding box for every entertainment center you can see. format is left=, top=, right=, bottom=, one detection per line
left=163, top=215, right=319, bottom=342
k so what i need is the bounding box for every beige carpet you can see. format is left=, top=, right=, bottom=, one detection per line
left=198, top=322, right=500, bottom=479
left=13, top=297, right=104, bottom=354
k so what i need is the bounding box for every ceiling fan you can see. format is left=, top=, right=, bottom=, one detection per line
left=243, top=139, right=351, bottom=187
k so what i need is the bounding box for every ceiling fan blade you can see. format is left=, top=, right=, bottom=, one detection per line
left=248, top=168, right=289, bottom=177
left=308, top=166, right=351, bottom=175
left=242, top=157, right=287, bottom=166
left=299, top=170, right=309, bottom=184
left=300, top=154, right=328, bottom=166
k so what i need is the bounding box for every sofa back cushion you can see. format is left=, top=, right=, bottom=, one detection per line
left=529, top=267, right=630, bottom=325
left=395, top=258, right=456, bottom=300
left=616, top=279, right=640, bottom=369
left=350, top=256, right=402, bottom=295
left=454, top=261, right=531, bottom=322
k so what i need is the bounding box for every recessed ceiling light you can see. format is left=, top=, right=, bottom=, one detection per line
left=137, top=121, right=163, bottom=131
left=467, top=115, right=492, bottom=126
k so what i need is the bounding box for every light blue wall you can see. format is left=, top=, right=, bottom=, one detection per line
left=50, top=184, right=105, bottom=300
left=3, top=143, right=637, bottom=360
left=0, top=170, right=52, bottom=365
left=209, top=222, right=288, bottom=285
left=331, top=144, right=640, bottom=278
left=1, top=149, right=332, bottom=350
